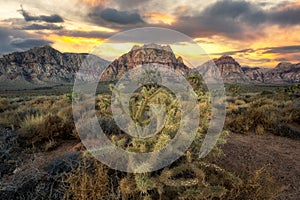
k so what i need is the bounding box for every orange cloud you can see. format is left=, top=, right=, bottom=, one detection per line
left=144, top=12, right=176, bottom=25
left=46, top=35, right=104, bottom=53
left=80, top=0, right=108, bottom=7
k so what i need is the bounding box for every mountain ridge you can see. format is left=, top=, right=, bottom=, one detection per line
left=0, top=45, right=109, bottom=89
left=199, top=55, right=300, bottom=84
left=0, top=45, right=299, bottom=90
left=100, top=44, right=190, bottom=81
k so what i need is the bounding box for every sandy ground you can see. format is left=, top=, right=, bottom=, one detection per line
left=1, top=126, right=299, bottom=199
left=215, top=133, right=300, bottom=200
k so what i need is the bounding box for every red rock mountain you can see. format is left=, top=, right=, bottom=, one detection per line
left=263, top=62, right=300, bottom=84
left=199, top=55, right=249, bottom=83
left=199, top=56, right=300, bottom=84
left=242, top=66, right=267, bottom=83
left=0, top=46, right=108, bottom=89
left=0, top=46, right=299, bottom=90
left=100, top=43, right=190, bottom=81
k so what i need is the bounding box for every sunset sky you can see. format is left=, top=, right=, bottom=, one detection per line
left=1, top=0, right=300, bottom=67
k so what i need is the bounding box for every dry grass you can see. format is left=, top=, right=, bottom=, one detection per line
left=18, top=113, right=75, bottom=148
left=63, top=155, right=112, bottom=200
left=19, top=114, right=45, bottom=140
left=227, top=165, right=286, bottom=200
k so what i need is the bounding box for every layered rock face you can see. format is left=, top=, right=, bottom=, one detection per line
left=100, top=44, right=190, bottom=81
left=199, top=55, right=249, bottom=83
left=199, top=56, right=300, bottom=84
left=263, top=62, right=300, bottom=84
left=0, top=46, right=108, bottom=85
left=242, top=66, right=267, bottom=83
left=0, top=45, right=299, bottom=88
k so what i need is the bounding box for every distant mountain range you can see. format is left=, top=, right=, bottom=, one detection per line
left=200, top=55, right=300, bottom=84
left=0, top=45, right=299, bottom=90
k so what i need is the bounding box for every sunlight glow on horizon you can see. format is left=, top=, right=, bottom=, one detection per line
left=1, top=0, right=299, bottom=68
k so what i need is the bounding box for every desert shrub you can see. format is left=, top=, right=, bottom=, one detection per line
left=41, top=115, right=64, bottom=138
left=228, top=84, right=241, bottom=96
left=227, top=106, right=278, bottom=134
left=226, top=97, right=280, bottom=135
left=0, top=99, right=39, bottom=126
left=19, top=114, right=45, bottom=141
left=282, top=101, right=300, bottom=123
left=255, top=124, right=265, bottom=135
left=261, top=90, right=275, bottom=96
left=273, top=123, right=300, bottom=139
left=19, top=113, right=76, bottom=148
left=11, top=108, right=41, bottom=127
left=0, top=98, right=9, bottom=112
left=40, top=114, right=76, bottom=140
left=44, top=139, right=58, bottom=152
left=226, top=102, right=239, bottom=113
left=225, top=84, right=300, bottom=137
left=26, top=87, right=283, bottom=200
left=284, top=84, right=300, bottom=97
left=45, top=152, right=82, bottom=176
left=234, top=99, right=246, bottom=105
left=57, top=106, right=79, bottom=139
left=63, top=155, right=112, bottom=200
left=227, top=165, right=284, bottom=200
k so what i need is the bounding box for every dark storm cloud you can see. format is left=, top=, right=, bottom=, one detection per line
left=88, top=7, right=144, bottom=25
left=158, top=0, right=300, bottom=39
left=10, top=38, right=52, bottom=48
left=18, top=7, right=64, bottom=23
left=159, top=0, right=267, bottom=39
left=168, top=16, right=243, bottom=38
left=261, top=46, right=300, bottom=54
left=198, top=0, right=300, bottom=28
left=269, top=7, right=300, bottom=25
left=22, top=23, right=63, bottom=30
left=0, top=27, right=52, bottom=55
left=0, top=27, right=31, bottom=55
left=101, top=8, right=144, bottom=24
left=201, top=0, right=267, bottom=25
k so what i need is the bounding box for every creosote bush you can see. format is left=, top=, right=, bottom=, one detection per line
left=225, top=90, right=300, bottom=137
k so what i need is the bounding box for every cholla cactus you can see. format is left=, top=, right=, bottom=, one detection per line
left=96, top=73, right=244, bottom=199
